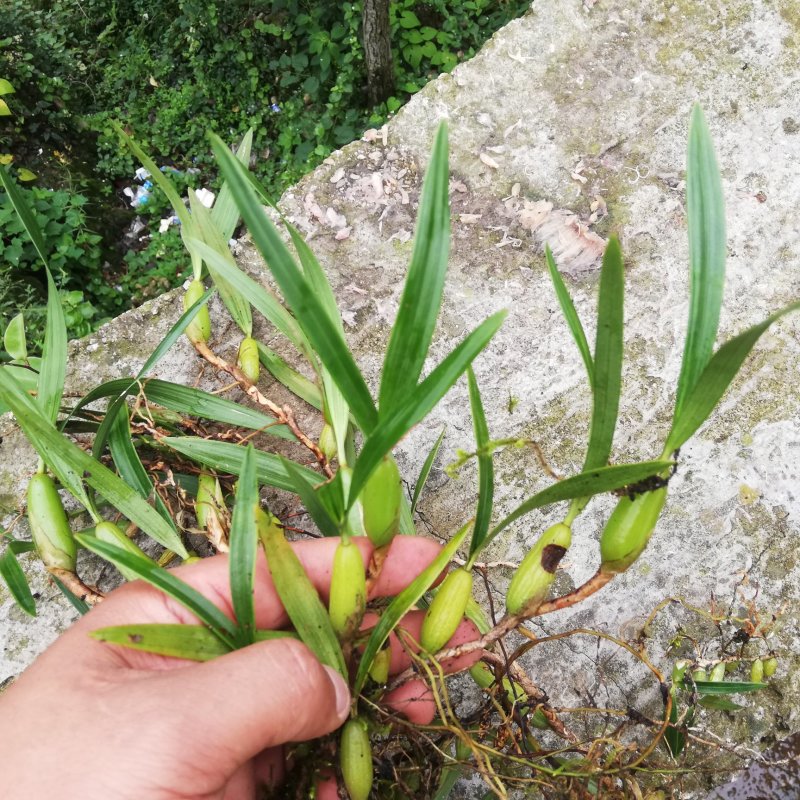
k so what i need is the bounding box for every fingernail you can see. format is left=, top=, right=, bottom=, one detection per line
left=325, top=666, right=351, bottom=718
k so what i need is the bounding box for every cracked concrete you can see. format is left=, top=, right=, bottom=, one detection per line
left=2, top=0, right=800, bottom=794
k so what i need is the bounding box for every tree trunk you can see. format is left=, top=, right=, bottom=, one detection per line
left=362, top=0, right=393, bottom=106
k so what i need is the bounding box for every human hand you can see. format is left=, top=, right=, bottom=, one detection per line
left=0, top=535, right=479, bottom=799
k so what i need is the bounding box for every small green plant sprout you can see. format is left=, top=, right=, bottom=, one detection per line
left=1, top=107, right=798, bottom=798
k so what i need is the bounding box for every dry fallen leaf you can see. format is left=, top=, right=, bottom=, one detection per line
left=459, top=214, right=482, bottom=224
left=518, top=200, right=606, bottom=276
left=480, top=152, right=500, bottom=170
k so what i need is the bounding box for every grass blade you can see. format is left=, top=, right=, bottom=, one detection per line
left=77, top=535, right=237, bottom=647
left=51, top=573, right=90, bottom=614
left=258, top=515, right=347, bottom=676
left=187, top=237, right=310, bottom=359
left=467, top=368, right=493, bottom=558
left=229, top=445, right=259, bottom=644
left=666, top=301, right=800, bottom=452
left=211, top=128, right=253, bottom=241
left=485, top=460, right=674, bottom=549
left=208, top=135, right=379, bottom=433
left=108, top=408, right=178, bottom=531
left=411, top=426, right=446, bottom=514
left=684, top=680, right=767, bottom=695
left=673, top=105, right=726, bottom=419
left=0, top=547, right=36, bottom=616
left=379, top=123, right=450, bottom=415
left=583, top=237, right=624, bottom=470
left=139, top=286, right=215, bottom=377
left=38, top=267, right=68, bottom=425
left=0, top=371, right=187, bottom=557
left=348, top=311, right=506, bottom=508
left=189, top=189, right=253, bottom=337
left=257, top=342, right=323, bottom=410
left=546, top=245, right=593, bottom=387
left=281, top=457, right=342, bottom=537
left=163, top=437, right=320, bottom=492
left=354, top=523, right=469, bottom=693
left=89, top=623, right=294, bottom=661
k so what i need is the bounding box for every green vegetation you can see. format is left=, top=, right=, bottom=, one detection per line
left=1, top=0, right=530, bottom=349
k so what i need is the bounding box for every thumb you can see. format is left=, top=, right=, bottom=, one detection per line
left=146, top=638, right=350, bottom=765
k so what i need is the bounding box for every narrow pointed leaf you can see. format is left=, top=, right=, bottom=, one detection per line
left=38, top=268, right=67, bottom=424
left=666, top=301, right=800, bottom=451
left=0, top=548, right=36, bottom=616
left=583, top=236, right=624, bottom=470
left=188, top=189, right=253, bottom=336
left=3, top=313, right=26, bottom=360
left=77, top=535, right=237, bottom=647
left=379, top=123, right=450, bottom=415
left=684, top=680, right=767, bottom=695
left=8, top=540, right=36, bottom=555
left=51, top=573, right=90, bottom=614
left=258, top=519, right=347, bottom=676
left=108, top=408, right=178, bottom=530
left=208, top=135, right=379, bottom=433
left=229, top=445, right=259, bottom=643
left=0, top=371, right=188, bottom=557
left=348, top=311, right=506, bottom=508
left=187, top=237, right=310, bottom=359
left=546, top=245, right=593, bottom=386
left=211, top=128, right=253, bottom=240
left=355, top=523, right=468, bottom=693
left=467, top=368, right=493, bottom=557
left=89, top=623, right=294, bottom=661
left=674, top=105, right=726, bottom=419
left=411, top=426, right=446, bottom=514
left=257, top=342, right=323, bottom=410
left=281, top=457, right=342, bottom=537
left=163, top=437, right=320, bottom=492
left=485, top=460, right=674, bottom=548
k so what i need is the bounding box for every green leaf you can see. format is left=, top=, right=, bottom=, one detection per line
left=666, top=301, right=800, bottom=451
left=379, top=123, right=450, bottom=415
left=163, top=437, right=320, bottom=492
left=673, top=105, right=726, bottom=420
left=39, top=268, right=68, bottom=425
left=686, top=680, right=767, bottom=695
left=485, top=460, right=674, bottom=548
left=3, top=313, right=26, bottom=360
left=281, top=457, right=341, bottom=537
left=0, top=547, right=36, bottom=616
left=51, top=573, right=90, bottom=615
left=108, top=407, right=178, bottom=531
left=257, top=342, right=323, bottom=410
left=467, top=368, right=493, bottom=558
left=211, top=128, right=253, bottom=241
left=138, top=286, right=216, bottom=377
left=0, top=166, right=50, bottom=267
left=186, top=237, right=310, bottom=360
left=258, top=515, right=347, bottom=676
left=208, top=135, right=379, bottom=433
left=411, top=426, right=446, bottom=514
left=229, top=445, right=259, bottom=644
left=699, top=696, right=745, bottom=711
left=0, top=371, right=188, bottom=557
left=663, top=690, right=687, bottom=758
left=17, top=168, right=37, bottom=182
left=77, top=535, right=237, bottom=648
left=0, top=364, right=37, bottom=416
left=0, top=79, right=14, bottom=96
left=0, top=99, right=10, bottom=117
left=546, top=245, right=593, bottom=387
left=89, top=623, right=295, bottom=661
left=8, top=540, right=36, bottom=555
left=348, top=311, right=507, bottom=508
left=583, top=237, right=624, bottom=470
left=188, top=189, right=253, bottom=337
left=354, top=523, right=468, bottom=693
